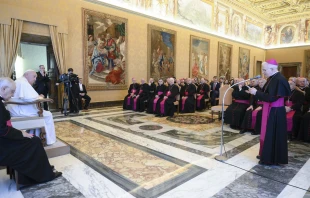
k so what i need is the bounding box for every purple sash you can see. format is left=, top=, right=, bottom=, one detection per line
left=285, top=101, right=295, bottom=132
left=160, top=91, right=171, bottom=114
left=127, top=89, right=136, bottom=105
left=153, top=91, right=163, bottom=112
left=182, top=91, right=188, bottom=111
left=197, top=95, right=204, bottom=108
left=235, top=100, right=250, bottom=105
left=259, top=98, right=284, bottom=156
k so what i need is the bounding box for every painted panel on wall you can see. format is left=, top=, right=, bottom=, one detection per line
left=280, top=26, right=295, bottom=44
left=217, top=42, right=232, bottom=80
left=238, top=47, right=250, bottom=79
left=148, top=25, right=176, bottom=80
left=83, top=9, right=127, bottom=90
left=245, top=20, right=262, bottom=44
left=177, top=0, right=213, bottom=29
left=305, top=20, right=310, bottom=43
left=190, top=35, right=210, bottom=78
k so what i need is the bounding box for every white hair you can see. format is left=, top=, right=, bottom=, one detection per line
left=0, top=77, right=15, bottom=89
left=262, top=62, right=278, bottom=69
left=23, top=69, right=36, bottom=76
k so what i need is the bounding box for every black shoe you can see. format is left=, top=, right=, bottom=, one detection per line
left=53, top=171, right=62, bottom=179
left=51, top=165, right=55, bottom=170
left=239, top=129, right=246, bottom=134
left=251, top=131, right=259, bottom=135
left=155, top=114, right=161, bottom=117
left=256, top=155, right=260, bottom=159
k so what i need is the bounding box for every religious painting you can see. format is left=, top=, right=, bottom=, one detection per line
left=190, top=35, right=210, bottom=78
left=305, top=20, right=310, bottom=42
left=147, top=25, right=176, bottom=80
left=280, top=25, right=295, bottom=44
left=215, top=4, right=229, bottom=34
left=82, top=8, right=127, bottom=90
left=244, top=20, right=263, bottom=44
left=264, top=25, right=276, bottom=46
left=217, top=42, right=232, bottom=80
left=305, top=50, right=310, bottom=79
left=238, top=47, right=250, bottom=79
left=177, top=0, right=213, bottom=29
left=232, top=13, right=242, bottom=38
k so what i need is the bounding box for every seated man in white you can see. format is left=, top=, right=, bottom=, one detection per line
left=6, top=70, right=56, bottom=145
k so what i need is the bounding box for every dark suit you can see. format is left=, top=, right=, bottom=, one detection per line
left=78, top=83, right=91, bottom=110
left=34, top=72, right=50, bottom=110
left=210, top=82, right=221, bottom=106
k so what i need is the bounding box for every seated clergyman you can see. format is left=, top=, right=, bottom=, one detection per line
left=0, top=77, right=61, bottom=185
left=6, top=70, right=57, bottom=145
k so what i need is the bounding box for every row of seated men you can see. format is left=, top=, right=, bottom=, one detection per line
left=224, top=76, right=310, bottom=143
left=123, top=77, right=211, bottom=117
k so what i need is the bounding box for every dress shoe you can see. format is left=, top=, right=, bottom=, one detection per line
left=251, top=131, right=259, bottom=135
left=155, top=114, right=161, bottom=117
left=53, top=171, right=62, bottom=179
left=256, top=155, right=260, bottom=159
left=51, top=165, right=55, bottom=170
left=239, top=129, right=246, bottom=134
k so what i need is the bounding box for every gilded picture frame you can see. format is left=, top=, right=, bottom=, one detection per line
left=238, top=47, right=250, bottom=79
left=147, top=24, right=176, bottom=81
left=189, top=35, right=210, bottom=79
left=82, top=8, right=128, bottom=90
left=217, top=42, right=232, bottom=80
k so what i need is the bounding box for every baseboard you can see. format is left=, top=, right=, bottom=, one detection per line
left=88, top=100, right=123, bottom=108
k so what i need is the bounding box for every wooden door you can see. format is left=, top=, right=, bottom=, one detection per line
left=281, top=66, right=297, bottom=80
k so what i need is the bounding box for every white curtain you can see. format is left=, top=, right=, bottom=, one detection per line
left=49, top=25, right=67, bottom=74
left=0, top=19, right=23, bottom=77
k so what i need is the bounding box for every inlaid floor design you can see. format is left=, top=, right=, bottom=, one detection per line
left=1, top=106, right=310, bottom=198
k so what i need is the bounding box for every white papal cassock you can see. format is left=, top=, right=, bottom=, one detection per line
left=6, top=77, right=56, bottom=145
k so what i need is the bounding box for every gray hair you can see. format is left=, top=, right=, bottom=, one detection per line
left=23, top=69, right=36, bottom=76
left=0, top=77, right=15, bottom=88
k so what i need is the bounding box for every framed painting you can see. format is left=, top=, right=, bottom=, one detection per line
left=217, top=42, right=232, bottom=80
left=238, top=47, right=250, bottom=79
left=147, top=24, right=176, bottom=81
left=82, top=8, right=128, bottom=90
left=190, top=35, right=210, bottom=79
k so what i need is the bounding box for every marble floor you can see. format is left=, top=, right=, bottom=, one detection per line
left=1, top=106, right=310, bottom=198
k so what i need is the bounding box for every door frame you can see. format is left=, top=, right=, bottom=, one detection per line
left=278, top=62, right=301, bottom=77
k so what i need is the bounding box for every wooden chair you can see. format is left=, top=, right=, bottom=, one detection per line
left=210, top=85, right=233, bottom=120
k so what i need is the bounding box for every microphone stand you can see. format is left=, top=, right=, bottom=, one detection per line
left=215, top=78, right=252, bottom=162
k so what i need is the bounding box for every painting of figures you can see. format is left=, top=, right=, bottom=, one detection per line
left=190, top=35, right=210, bottom=78
left=306, top=20, right=310, bottom=42
left=215, top=4, right=229, bottom=34
left=148, top=25, right=176, bottom=80
left=83, top=9, right=127, bottom=90
left=178, top=0, right=213, bottom=29
left=245, top=21, right=263, bottom=44
left=238, top=47, right=250, bottom=79
left=217, top=42, right=232, bottom=80
left=232, top=13, right=242, bottom=38
left=280, top=26, right=295, bottom=44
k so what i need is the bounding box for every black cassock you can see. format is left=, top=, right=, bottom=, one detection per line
left=302, top=87, right=310, bottom=114
left=196, top=83, right=210, bottom=110
left=150, top=84, right=167, bottom=114
left=131, top=83, right=149, bottom=112
left=164, top=84, right=179, bottom=117
left=123, top=83, right=140, bottom=110
left=255, top=72, right=290, bottom=165
left=241, top=86, right=263, bottom=132
left=181, top=83, right=196, bottom=113
left=284, top=90, right=304, bottom=137
left=0, top=97, right=54, bottom=185
left=145, top=82, right=157, bottom=113
left=224, top=86, right=250, bottom=128
left=180, top=84, right=187, bottom=98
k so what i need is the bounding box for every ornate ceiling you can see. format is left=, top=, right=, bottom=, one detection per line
left=223, top=0, right=310, bottom=23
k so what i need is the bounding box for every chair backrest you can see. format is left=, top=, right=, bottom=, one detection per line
left=175, top=94, right=180, bottom=101
left=218, top=85, right=233, bottom=106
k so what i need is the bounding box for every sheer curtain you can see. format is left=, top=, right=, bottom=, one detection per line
left=0, top=19, right=23, bottom=77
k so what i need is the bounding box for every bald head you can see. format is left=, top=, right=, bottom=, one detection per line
left=299, top=77, right=306, bottom=88
left=23, top=70, right=37, bottom=85
left=0, top=77, right=16, bottom=101
left=168, top=78, right=174, bottom=85
left=262, top=62, right=278, bottom=78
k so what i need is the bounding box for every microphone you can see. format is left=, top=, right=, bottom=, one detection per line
left=250, top=75, right=261, bottom=80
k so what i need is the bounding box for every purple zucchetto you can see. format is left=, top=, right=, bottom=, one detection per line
left=266, top=59, right=278, bottom=66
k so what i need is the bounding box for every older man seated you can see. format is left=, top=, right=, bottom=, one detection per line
left=0, top=77, right=61, bottom=185
left=6, top=70, right=56, bottom=145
